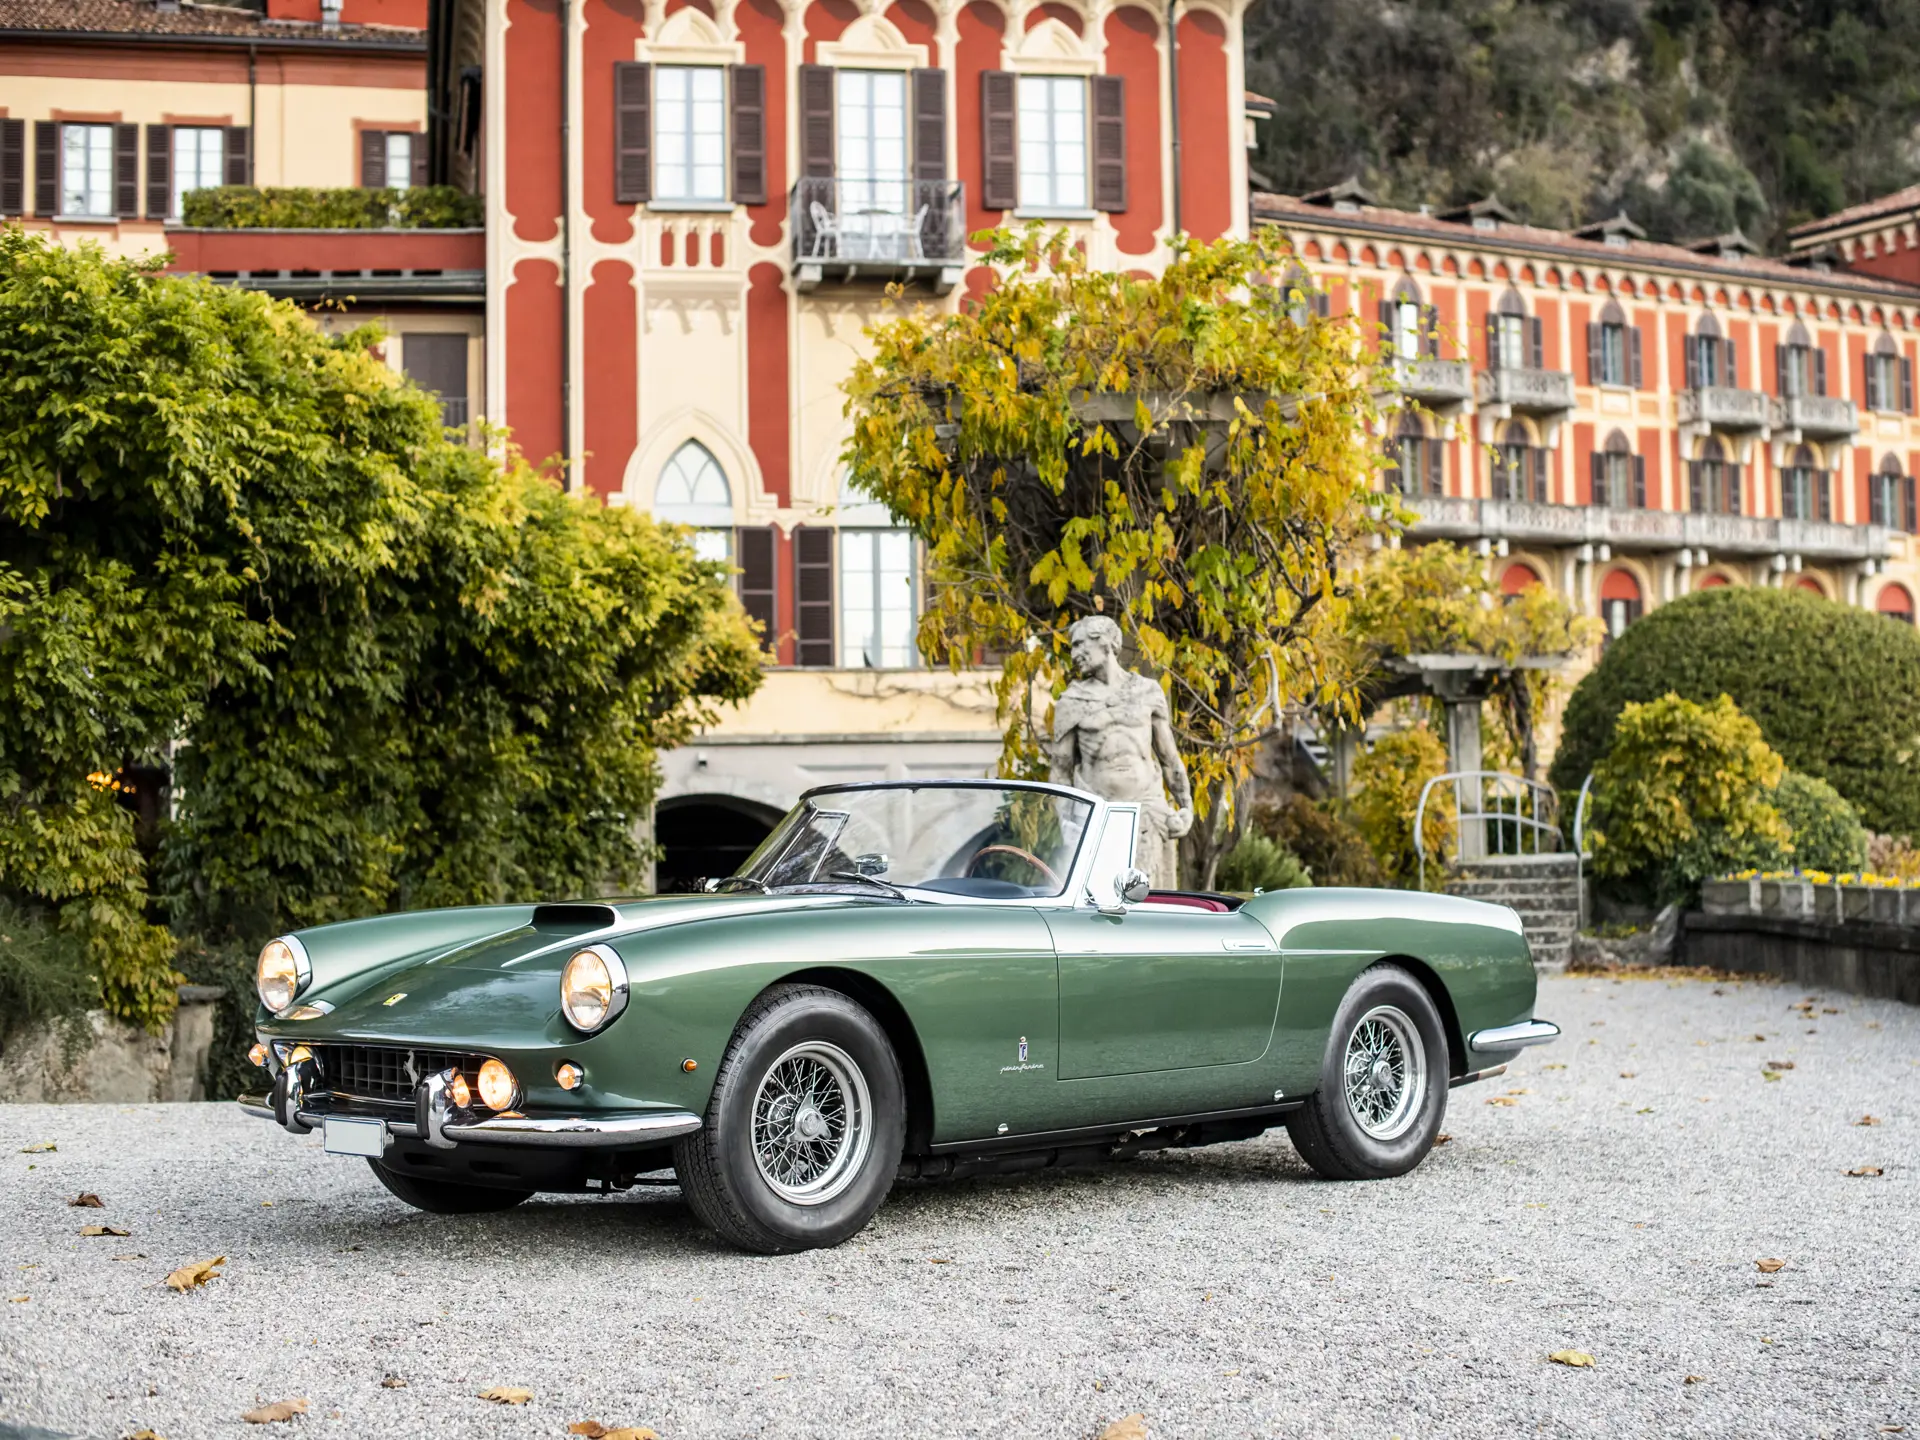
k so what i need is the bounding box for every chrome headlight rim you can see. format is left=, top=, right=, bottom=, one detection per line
left=255, top=934, right=312, bottom=1015
left=560, top=943, right=629, bottom=1035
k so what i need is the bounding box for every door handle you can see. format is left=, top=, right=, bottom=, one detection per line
left=1222, top=938, right=1274, bottom=951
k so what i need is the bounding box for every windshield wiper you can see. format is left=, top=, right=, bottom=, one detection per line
left=825, top=871, right=912, bottom=902
left=707, top=875, right=769, bottom=893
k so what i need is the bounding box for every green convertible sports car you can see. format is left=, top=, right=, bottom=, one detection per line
left=240, top=779, right=1558, bottom=1252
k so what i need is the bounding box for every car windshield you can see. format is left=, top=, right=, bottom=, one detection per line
left=733, top=785, right=1095, bottom=899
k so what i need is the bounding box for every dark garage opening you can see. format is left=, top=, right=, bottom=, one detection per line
left=654, top=795, right=783, bottom=892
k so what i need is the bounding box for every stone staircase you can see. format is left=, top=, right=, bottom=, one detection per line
left=1443, top=853, right=1582, bottom=972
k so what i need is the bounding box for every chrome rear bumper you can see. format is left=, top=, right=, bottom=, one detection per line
left=237, top=1091, right=701, bottom=1150
left=1467, top=1018, right=1561, bottom=1054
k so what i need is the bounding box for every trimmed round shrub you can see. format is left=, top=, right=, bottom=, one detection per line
left=1771, top=770, right=1869, bottom=873
left=1549, top=586, right=1920, bottom=837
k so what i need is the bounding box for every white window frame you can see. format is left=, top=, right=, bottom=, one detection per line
left=170, top=126, right=225, bottom=221
left=654, top=64, right=729, bottom=207
left=838, top=528, right=919, bottom=669
left=60, top=122, right=115, bottom=220
left=1015, top=74, right=1089, bottom=216
left=1597, top=323, right=1628, bottom=386
left=384, top=131, right=414, bottom=192
left=1490, top=313, right=1528, bottom=371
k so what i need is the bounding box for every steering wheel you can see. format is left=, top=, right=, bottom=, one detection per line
left=965, top=844, right=1061, bottom=888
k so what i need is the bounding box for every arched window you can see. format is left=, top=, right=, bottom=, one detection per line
left=1600, top=568, right=1642, bottom=642
left=1776, top=319, right=1823, bottom=398
left=1499, top=561, right=1541, bottom=596
left=1591, top=428, right=1641, bottom=509
left=1866, top=333, right=1912, bottom=414
left=1795, top=574, right=1827, bottom=598
left=838, top=473, right=918, bottom=668
left=1878, top=581, right=1915, bottom=626
left=1686, top=312, right=1735, bottom=389
left=1781, top=443, right=1830, bottom=521
left=1696, top=572, right=1730, bottom=589
left=1386, top=411, right=1442, bottom=497
left=1871, top=452, right=1914, bottom=532
left=655, top=441, right=735, bottom=562
left=1380, top=277, right=1434, bottom=361
left=1588, top=298, right=1638, bottom=387
left=1689, top=435, right=1740, bottom=515
left=1488, top=289, right=1538, bottom=372
left=1493, top=419, right=1545, bottom=502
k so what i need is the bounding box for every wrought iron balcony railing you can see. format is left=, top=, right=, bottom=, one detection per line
left=790, top=177, right=966, bottom=293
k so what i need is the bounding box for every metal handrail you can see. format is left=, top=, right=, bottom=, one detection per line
left=1414, top=769, right=1566, bottom=890
left=1572, top=771, right=1596, bottom=929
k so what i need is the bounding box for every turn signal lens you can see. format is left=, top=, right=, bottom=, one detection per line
left=448, top=1073, right=472, bottom=1109
left=561, top=946, right=628, bottom=1033
left=255, top=937, right=308, bottom=1012
left=555, top=1062, right=584, bottom=1091
left=248, top=1043, right=269, bottom=1068
left=477, top=1058, right=518, bottom=1111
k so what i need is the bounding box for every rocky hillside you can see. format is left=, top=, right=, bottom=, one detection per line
left=1245, top=0, right=1920, bottom=250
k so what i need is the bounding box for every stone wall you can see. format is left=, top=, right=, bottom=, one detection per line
left=0, top=985, right=223, bottom=1103
left=1685, top=878, right=1920, bottom=1005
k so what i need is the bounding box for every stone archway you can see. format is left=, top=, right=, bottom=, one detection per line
left=654, top=794, right=786, bottom=893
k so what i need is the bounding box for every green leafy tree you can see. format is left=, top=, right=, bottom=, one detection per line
left=1588, top=692, right=1790, bottom=905
left=1770, top=771, right=1869, bottom=874
left=1549, top=586, right=1920, bottom=838
left=1347, top=724, right=1453, bottom=889
left=843, top=228, right=1393, bottom=886
left=0, top=230, right=761, bottom=1024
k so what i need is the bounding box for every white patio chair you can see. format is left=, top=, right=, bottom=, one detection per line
left=808, top=201, right=841, bottom=259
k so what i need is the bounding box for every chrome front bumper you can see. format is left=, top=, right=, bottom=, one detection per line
left=1467, top=1018, right=1562, bottom=1054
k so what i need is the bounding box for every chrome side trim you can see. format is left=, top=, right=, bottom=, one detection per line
left=237, top=1094, right=275, bottom=1120
left=444, top=1111, right=703, bottom=1148
left=1468, top=1019, right=1561, bottom=1053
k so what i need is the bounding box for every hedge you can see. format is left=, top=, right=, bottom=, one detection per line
left=178, top=185, right=483, bottom=230
left=1549, top=586, right=1920, bottom=837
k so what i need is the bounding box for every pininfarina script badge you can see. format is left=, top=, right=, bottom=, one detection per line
left=1000, top=1036, right=1045, bottom=1075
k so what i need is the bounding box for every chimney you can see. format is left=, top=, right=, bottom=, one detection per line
left=320, top=0, right=343, bottom=29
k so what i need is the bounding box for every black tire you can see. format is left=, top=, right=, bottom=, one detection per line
left=365, top=1159, right=535, bottom=1214
left=674, top=983, right=905, bottom=1254
left=1286, top=963, right=1449, bottom=1181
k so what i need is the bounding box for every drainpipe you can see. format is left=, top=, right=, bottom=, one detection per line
left=1166, top=0, right=1181, bottom=237
left=558, top=0, right=573, bottom=490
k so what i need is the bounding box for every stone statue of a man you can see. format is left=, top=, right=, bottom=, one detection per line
left=1046, top=614, right=1195, bottom=890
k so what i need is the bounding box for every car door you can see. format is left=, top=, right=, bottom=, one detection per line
left=1042, top=806, right=1284, bottom=1080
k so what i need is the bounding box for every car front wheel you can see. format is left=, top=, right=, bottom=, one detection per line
left=1286, top=963, right=1449, bottom=1181
left=674, top=983, right=905, bottom=1254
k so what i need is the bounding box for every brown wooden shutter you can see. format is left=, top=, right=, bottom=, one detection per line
left=411, top=135, right=428, bottom=188
left=1903, top=356, right=1915, bottom=413
left=1091, top=74, right=1126, bottom=212
left=1587, top=324, right=1602, bottom=384
left=1683, top=337, right=1699, bottom=389
left=980, top=69, right=1016, bottom=210
left=1528, top=315, right=1544, bottom=370
left=614, top=62, right=651, bottom=204
left=1589, top=451, right=1603, bottom=505
left=1872, top=474, right=1887, bottom=526
left=1814, top=347, right=1828, bottom=397
left=1723, top=339, right=1737, bottom=389
left=730, top=64, right=766, bottom=205
left=1773, top=343, right=1785, bottom=395
left=1424, top=438, right=1444, bottom=494
left=145, top=125, right=170, bottom=219
left=1687, top=459, right=1703, bottom=512
left=34, top=121, right=57, bottom=216
left=361, top=127, right=386, bottom=189
left=0, top=119, right=23, bottom=216
left=794, top=526, right=835, bottom=667
left=1727, top=462, right=1741, bottom=513
left=736, top=526, right=777, bottom=654
left=799, top=64, right=836, bottom=179
left=1905, top=474, right=1916, bottom=532
left=1421, top=304, right=1440, bottom=358
left=912, top=68, right=946, bottom=183
left=1629, top=325, right=1643, bottom=388
left=1632, top=454, right=1645, bottom=508
left=113, top=123, right=139, bottom=218
left=1818, top=472, right=1832, bottom=522
left=224, top=126, right=250, bottom=185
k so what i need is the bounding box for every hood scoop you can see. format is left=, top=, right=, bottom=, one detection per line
left=530, top=903, right=620, bottom=932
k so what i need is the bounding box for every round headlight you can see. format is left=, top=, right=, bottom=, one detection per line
left=255, top=936, right=310, bottom=1013
left=477, top=1058, right=519, bottom=1111
left=561, top=945, right=628, bottom=1034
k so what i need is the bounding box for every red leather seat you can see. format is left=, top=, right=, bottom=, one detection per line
left=1145, top=891, right=1231, bottom=913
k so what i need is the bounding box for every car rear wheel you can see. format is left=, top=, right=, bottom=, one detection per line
left=365, top=1159, right=535, bottom=1214
left=1286, top=963, right=1449, bottom=1181
left=674, top=983, right=905, bottom=1254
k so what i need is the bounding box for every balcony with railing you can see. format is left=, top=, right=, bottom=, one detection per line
left=1400, top=494, right=1890, bottom=561
left=1679, top=386, right=1772, bottom=432
left=1772, top=393, right=1859, bottom=441
left=790, top=178, right=967, bottom=294
left=1476, top=365, right=1576, bottom=415
left=1393, top=358, right=1474, bottom=406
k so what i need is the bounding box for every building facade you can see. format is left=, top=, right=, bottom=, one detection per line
left=443, top=0, right=1254, bottom=873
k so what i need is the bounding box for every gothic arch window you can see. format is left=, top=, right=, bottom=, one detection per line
left=1781, top=442, right=1829, bottom=521
left=1591, top=427, right=1641, bottom=510
left=1689, top=434, right=1740, bottom=515
left=1872, top=451, right=1915, bottom=532
left=1386, top=409, right=1442, bottom=496
left=1381, top=277, right=1435, bottom=359
left=1488, top=288, right=1538, bottom=371
left=655, top=440, right=734, bottom=561
left=1777, top=319, right=1823, bottom=397
left=1589, top=298, right=1638, bottom=386
left=1866, top=331, right=1913, bottom=413
left=1687, top=310, right=1735, bottom=389
left=1493, top=418, right=1545, bottom=503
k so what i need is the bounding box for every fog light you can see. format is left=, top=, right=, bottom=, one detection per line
left=477, top=1058, right=519, bottom=1111
left=248, top=1043, right=269, bottom=1068
left=448, top=1073, right=472, bottom=1109
left=555, top=1062, right=583, bottom=1091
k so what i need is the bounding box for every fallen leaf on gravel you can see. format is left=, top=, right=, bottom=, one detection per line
left=1636, top=1107, right=1655, bottom=1114
left=1749, top=1034, right=1765, bottom=1041
left=1765, top=1060, right=1796, bottom=1070
left=1683, top=1375, right=1705, bottom=1384
left=602, top=1431, right=658, bottom=1439
left=477, top=1387, right=532, bottom=1405
left=569, top=1425, right=610, bottom=1438
left=1486, top=1096, right=1518, bottom=1107
left=69, top=1193, right=103, bottom=1208
left=1619, top=1071, right=1637, bottom=1078
left=1433, top=1133, right=1452, bottom=1145
left=1878, top=1426, right=1905, bottom=1434
left=80, top=1225, right=130, bottom=1237
left=240, top=1399, right=308, bottom=1424
left=7, top=1295, right=26, bottom=1303
left=1756, top=1258, right=1786, bottom=1273
left=380, top=1377, right=406, bottom=1389
left=1488, top=1275, right=1517, bottom=1284
left=18, top=1142, right=54, bottom=1153
left=928, top=1257, right=952, bottom=1264
left=111, top=1254, right=147, bottom=1261
left=163, top=1257, right=224, bottom=1292
left=1542, top=1063, right=1566, bottom=1070
left=1848, top=1166, right=1885, bottom=1177
left=1548, top=1351, right=1595, bottom=1368
left=124, top=1430, right=165, bottom=1439
left=1097, top=1415, right=1148, bottom=1440
left=1762, top=1071, right=1783, bottom=1082
left=1505, top=1088, right=1532, bottom=1095
left=1856, top=1115, right=1882, bottom=1126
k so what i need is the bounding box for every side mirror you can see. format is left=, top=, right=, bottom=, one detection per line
left=1116, top=867, right=1151, bottom=905
left=852, top=853, right=891, bottom=877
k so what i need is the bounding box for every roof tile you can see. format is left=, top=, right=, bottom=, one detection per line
left=0, top=0, right=422, bottom=46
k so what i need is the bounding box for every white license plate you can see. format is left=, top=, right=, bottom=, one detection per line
left=322, top=1117, right=388, bottom=1157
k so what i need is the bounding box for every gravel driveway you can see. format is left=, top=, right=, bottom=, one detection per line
left=0, top=971, right=1914, bottom=1440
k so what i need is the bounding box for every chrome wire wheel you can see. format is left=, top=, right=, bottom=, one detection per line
left=750, top=1041, right=872, bottom=1205
left=1342, top=1004, right=1427, bottom=1141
